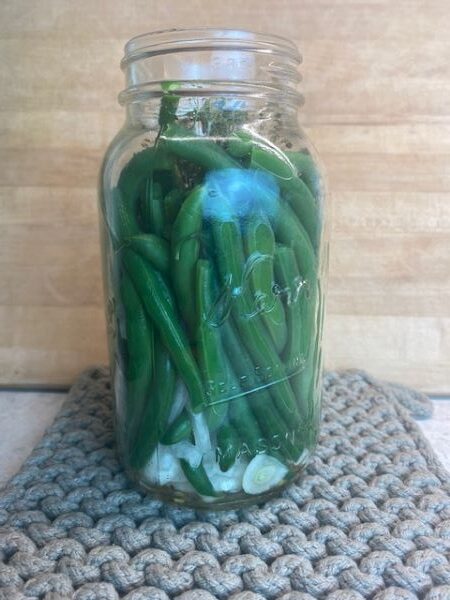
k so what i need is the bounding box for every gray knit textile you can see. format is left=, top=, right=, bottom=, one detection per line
left=1, top=368, right=450, bottom=600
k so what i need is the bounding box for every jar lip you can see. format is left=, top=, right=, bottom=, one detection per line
left=121, top=27, right=301, bottom=68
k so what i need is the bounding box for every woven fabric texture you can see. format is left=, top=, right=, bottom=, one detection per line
left=0, top=367, right=449, bottom=600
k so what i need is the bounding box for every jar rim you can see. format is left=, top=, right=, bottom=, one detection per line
left=121, top=27, right=301, bottom=68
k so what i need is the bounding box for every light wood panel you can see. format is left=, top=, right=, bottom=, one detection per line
left=0, top=0, right=449, bottom=391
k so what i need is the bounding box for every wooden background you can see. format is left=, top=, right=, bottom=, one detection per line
left=1, top=0, right=449, bottom=393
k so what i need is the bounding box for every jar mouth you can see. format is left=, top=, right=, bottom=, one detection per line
left=121, top=28, right=301, bottom=68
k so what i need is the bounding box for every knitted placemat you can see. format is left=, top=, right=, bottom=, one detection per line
left=1, top=368, right=450, bottom=600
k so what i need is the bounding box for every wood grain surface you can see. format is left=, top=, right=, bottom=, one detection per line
left=1, top=0, right=449, bottom=392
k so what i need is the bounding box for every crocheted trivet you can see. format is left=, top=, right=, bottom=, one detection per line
left=1, top=368, right=449, bottom=600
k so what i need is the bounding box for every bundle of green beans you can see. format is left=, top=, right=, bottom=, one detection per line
left=105, top=93, right=323, bottom=499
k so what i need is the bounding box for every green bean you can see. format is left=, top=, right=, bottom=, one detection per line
left=312, top=336, right=324, bottom=439
left=129, top=343, right=175, bottom=470
left=141, top=178, right=164, bottom=236
left=275, top=202, right=317, bottom=286
left=214, top=356, right=266, bottom=462
left=120, top=273, right=154, bottom=439
left=274, top=245, right=305, bottom=372
left=180, top=459, right=216, bottom=497
left=275, top=202, right=318, bottom=368
left=196, top=259, right=231, bottom=430
left=285, top=150, right=322, bottom=200
left=296, top=278, right=324, bottom=426
left=162, top=122, right=240, bottom=170
left=123, top=249, right=205, bottom=413
left=127, top=234, right=170, bottom=273
left=212, top=218, right=300, bottom=424
left=198, top=258, right=264, bottom=458
left=250, top=143, right=296, bottom=180
left=221, top=320, right=263, bottom=393
left=149, top=343, right=176, bottom=433
left=205, top=400, right=228, bottom=432
left=250, top=143, right=318, bottom=248
left=289, top=344, right=317, bottom=441
left=274, top=244, right=320, bottom=428
left=109, top=146, right=173, bottom=245
left=163, top=188, right=185, bottom=228
left=217, top=423, right=240, bottom=471
left=161, top=408, right=192, bottom=445
left=214, top=353, right=265, bottom=462
left=228, top=391, right=264, bottom=460
left=172, top=186, right=203, bottom=332
left=227, top=134, right=252, bottom=158
left=243, top=213, right=287, bottom=354
left=110, top=187, right=140, bottom=244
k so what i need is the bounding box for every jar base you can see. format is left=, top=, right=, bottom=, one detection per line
left=127, top=463, right=308, bottom=511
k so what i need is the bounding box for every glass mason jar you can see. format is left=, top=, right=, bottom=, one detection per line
left=99, top=28, right=328, bottom=509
